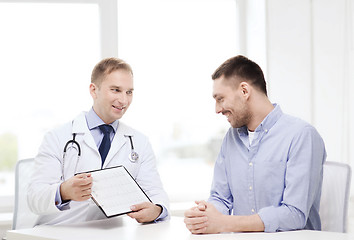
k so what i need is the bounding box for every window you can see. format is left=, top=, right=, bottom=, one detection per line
left=0, top=2, right=100, bottom=208
left=0, top=0, right=238, bottom=212
left=117, top=0, right=238, bottom=203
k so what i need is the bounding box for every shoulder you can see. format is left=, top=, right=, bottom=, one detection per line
left=45, top=113, right=85, bottom=138
left=268, top=104, right=317, bottom=135
left=277, top=114, right=323, bottom=143
left=280, top=114, right=316, bottom=132
left=118, top=122, right=155, bottom=153
left=118, top=121, right=149, bottom=141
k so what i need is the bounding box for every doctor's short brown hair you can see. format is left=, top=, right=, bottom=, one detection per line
left=91, top=57, right=133, bottom=86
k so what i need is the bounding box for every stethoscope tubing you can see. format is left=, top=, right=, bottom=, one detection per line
left=62, top=133, right=138, bottom=180
left=63, top=133, right=81, bottom=156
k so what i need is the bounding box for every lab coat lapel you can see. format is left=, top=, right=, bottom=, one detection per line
left=103, top=122, right=133, bottom=167
left=72, top=112, right=98, bottom=152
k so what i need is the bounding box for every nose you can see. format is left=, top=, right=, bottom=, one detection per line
left=118, top=93, right=128, bottom=106
left=215, top=103, right=223, bottom=114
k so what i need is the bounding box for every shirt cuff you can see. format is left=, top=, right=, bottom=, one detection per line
left=55, top=185, right=71, bottom=210
left=258, top=204, right=306, bottom=232
left=154, top=204, right=169, bottom=222
left=207, top=199, right=231, bottom=215
left=258, top=206, right=279, bottom=233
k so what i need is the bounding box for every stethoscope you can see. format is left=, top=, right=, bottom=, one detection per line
left=62, top=133, right=139, bottom=180
left=124, top=134, right=140, bottom=162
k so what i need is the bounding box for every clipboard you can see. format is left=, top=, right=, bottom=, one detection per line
left=78, top=166, right=152, bottom=218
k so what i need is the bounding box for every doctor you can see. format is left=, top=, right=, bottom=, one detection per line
left=28, top=57, right=169, bottom=225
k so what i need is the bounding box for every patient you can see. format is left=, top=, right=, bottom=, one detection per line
left=184, top=55, right=326, bottom=233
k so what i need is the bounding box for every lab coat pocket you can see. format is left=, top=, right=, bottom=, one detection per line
left=122, top=161, right=140, bottom=180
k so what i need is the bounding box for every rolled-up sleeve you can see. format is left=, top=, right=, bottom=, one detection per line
left=258, top=126, right=326, bottom=232
left=208, top=142, right=233, bottom=215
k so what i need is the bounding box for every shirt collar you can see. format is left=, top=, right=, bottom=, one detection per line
left=237, top=103, right=283, bottom=135
left=85, top=107, right=119, bottom=133
left=255, top=103, right=282, bottom=133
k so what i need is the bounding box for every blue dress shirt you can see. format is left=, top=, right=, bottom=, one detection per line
left=208, top=104, right=326, bottom=232
left=85, top=108, right=118, bottom=147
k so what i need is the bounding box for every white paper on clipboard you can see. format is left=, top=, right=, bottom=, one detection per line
left=88, top=166, right=151, bottom=218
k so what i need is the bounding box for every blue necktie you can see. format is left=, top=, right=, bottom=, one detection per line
left=98, top=124, right=113, bottom=166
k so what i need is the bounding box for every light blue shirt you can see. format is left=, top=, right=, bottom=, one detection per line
left=208, top=104, right=326, bottom=232
left=85, top=108, right=118, bottom=147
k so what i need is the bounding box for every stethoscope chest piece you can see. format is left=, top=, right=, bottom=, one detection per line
left=129, top=151, right=139, bottom=162
left=125, top=134, right=139, bottom=163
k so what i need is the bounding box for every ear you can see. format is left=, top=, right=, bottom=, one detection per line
left=89, top=83, right=98, bottom=99
left=239, top=82, right=251, bottom=99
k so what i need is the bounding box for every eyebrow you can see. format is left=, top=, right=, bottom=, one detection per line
left=110, top=86, right=134, bottom=91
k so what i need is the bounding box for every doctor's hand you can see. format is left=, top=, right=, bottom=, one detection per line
left=184, top=200, right=225, bottom=234
left=127, top=202, right=162, bottom=223
left=60, top=173, right=93, bottom=202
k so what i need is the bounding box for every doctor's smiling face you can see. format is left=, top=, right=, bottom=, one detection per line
left=90, top=69, right=134, bottom=124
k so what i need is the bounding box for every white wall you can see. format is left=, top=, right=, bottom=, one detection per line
left=263, top=0, right=354, bottom=194
left=266, top=0, right=313, bottom=122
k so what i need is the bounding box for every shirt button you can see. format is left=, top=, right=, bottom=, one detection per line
left=251, top=209, right=255, bottom=213
left=249, top=186, right=252, bottom=190
left=249, top=162, right=253, bottom=166
left=265, top=129, right=268, bottom=133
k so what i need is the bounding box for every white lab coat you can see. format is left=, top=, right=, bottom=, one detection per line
left=28, top=112, right=169, bottom=225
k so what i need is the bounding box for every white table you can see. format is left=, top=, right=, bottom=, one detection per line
left=6, top=216, right=353, bottom=240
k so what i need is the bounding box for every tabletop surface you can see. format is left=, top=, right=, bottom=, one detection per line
left=6, top=216, right=353, bottom=240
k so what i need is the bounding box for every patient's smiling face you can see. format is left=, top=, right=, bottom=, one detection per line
left=213, top=76, right=251, bottom=128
